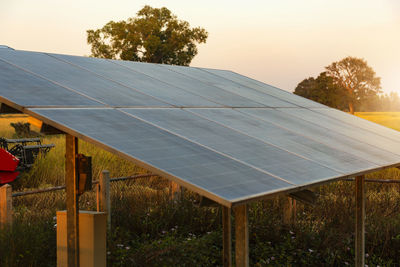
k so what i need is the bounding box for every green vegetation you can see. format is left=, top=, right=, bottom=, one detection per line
left=2, top=113, right=400, bottom=266
left=87, top=5, right=208, bottom=66
left=294, top=57, right=386, bottom=114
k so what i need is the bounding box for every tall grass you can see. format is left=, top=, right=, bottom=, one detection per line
left=2, top=113, right=400, bottom=266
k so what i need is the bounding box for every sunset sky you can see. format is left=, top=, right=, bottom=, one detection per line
left=1, top=0, right=399, bottom=94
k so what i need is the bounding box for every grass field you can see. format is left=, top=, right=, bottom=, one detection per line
left=355, top=112, right=400, bottom=131
left=0, top=114, right=31, bottom=137
left=1, top=112, right=400, bottom=266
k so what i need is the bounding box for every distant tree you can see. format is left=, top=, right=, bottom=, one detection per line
left=325, top=57, right=381, bottom=114
left=294, top=72, right=347, bottom=110
left=87, top=5, right=208, bottom=66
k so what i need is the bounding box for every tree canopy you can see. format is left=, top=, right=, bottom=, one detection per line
left=294, top=72, right=348, bottom=110
left=325, top=57, right=381, bottom=114
left=87, top=5, right=208, bottom=66
left=295, top=57, right=382, bottom=113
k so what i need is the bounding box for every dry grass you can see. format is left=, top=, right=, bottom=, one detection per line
left=0, top=114, right=31, bottom=137
left=355, top=112, right=400, bottom=131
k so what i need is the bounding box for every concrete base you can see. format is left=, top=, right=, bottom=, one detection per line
left=57, top=210, right=106, bottom=267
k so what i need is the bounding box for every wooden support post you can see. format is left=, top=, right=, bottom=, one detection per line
left=66, top=134, right=79, bottom=267
left=222, top=206, right=232, bottom=267
left=0, top=184, right=12, bottom=227
left=234, top=204, right=249, bottom=267
left=169, top=181, right=181, bottom=200
left=97, top=170, right=111, bottom=228
left=283, top=197, right=296, bottom=225
left=355, top=175, right=365, bottom=267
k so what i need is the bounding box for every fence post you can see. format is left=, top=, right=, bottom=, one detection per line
left=222, top=206, right=232, bottom=267
left=234, top=204, right=249, bottom=267
left=355, top=175, right=365, bottom=267
left=283, top=197, right=296, bottom=225
left=97, top=170, right=111, bottom=228
left=0, top=184, right=12, bottom=228
left=169, top=181, right=181, bottom=200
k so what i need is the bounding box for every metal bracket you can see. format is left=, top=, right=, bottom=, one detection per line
left=40, top=123, right=65, bottom=135
left=76, top=154, right=92, bottom=195
left=288, top=189, right=317, bottom=206
left=0, top=103, right=22, bottom=114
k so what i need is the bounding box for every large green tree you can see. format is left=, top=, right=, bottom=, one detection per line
left=87, top=5, right=208, bottom=66
left=294, top=72, right=348, bottom=110
left=295, top=57, right=381, bottom=113
left=325, top=57, right=381, bottom=114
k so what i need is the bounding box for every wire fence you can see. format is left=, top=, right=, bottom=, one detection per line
left=11, top=174, right=157, bottom=197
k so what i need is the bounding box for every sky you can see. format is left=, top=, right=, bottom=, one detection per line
left=0, top=0, right=399, bottom=94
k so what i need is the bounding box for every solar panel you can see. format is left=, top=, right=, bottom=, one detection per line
left=240, top=108, right=400, bottom=165
left=202, top=68, right=328, bottom=108
left=113, top=60, right=266, bottom=107
left=30, top=108, right=292, bottom=203
left=1, top=48, right=400, bottom=206
left=0, top=49, right=169, bottom=107
left=48, top=53, right=222, bottom=107
left=184, top=108, right=379, bottom=172
left=0, top=59, right=102, bottom=107
left=163, top=64, right=297, bottom=108
left=314, top=108, right=400, bottom=143
left=279, top=108, right=400, bottom=156
left=122, top=108, right=341, bottom=184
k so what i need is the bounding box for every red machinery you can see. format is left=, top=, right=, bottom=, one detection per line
left=0, top=138, right=55, bottom=184
left=0, top=148, right=20, bottom=184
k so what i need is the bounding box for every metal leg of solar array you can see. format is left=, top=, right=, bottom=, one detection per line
left=234, top=204, right=249, bottom=267
left=66, top=134, right=79, bottom=267
left=355, top=175, right=365, bottom=267
left=222, top=206, right=232, bottom=267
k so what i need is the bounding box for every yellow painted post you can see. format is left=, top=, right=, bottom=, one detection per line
left=222, top=206, right=232, bottom=267
left=355, top=175, right=365, bottom=267
left=57, top=211, right=106, bottom=267
left=97, top=170, right=111, bottom=228
left=0, top=184, right=12, bottom=227
left=65, top=134, right=79, bottom=267
left=234, top=204, right=249, bottom=267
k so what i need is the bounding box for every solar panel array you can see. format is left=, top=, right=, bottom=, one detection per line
left=1, top=48, right=400, bottom=206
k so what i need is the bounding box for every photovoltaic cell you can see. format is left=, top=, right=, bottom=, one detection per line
left=313, top=108, right=400, bottom=144
left=185, top=108, right=379, bottom=173
left=163, top=64, right=297, bottom=108
left=279, top=108, right=400, bottom=157
left=112, top=60, right=266, bottom=107
left=49, top=53, right=222, bottom=107
left=240, top=108, right=400, bottom=165
left=0, top=49, right=169, bottom=107
left=0, top=60, right=102, bottom=107
left=202, top=68, right=328, bottom=108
